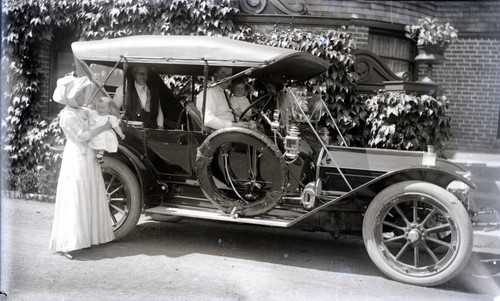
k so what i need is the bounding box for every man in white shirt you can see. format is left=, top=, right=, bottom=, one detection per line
left=196, top=66, right=252, bottom=130
left=114, top=65, right=165, bottom=129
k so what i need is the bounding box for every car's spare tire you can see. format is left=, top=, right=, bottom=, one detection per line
left=196, top=127, right=286, bottom=217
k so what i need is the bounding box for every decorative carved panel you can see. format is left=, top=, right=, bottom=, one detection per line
left=238, top=0, right=307, bottom=15
left=353, top=49, right=436, bottom=95
left=354, top=49, right=405, bottom=93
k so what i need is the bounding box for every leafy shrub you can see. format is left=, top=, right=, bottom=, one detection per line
left=23, top=117, right=64, bottom=168
left=8, top=165, right=60, bottom=198
left=4, top=117, right=64, bottom=195
left=405, top=17, right=458, bottom=47
left=366, top=91, right=452, bottom=154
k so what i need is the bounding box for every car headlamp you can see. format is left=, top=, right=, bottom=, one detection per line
left=284, top=125, right=300, bottom=161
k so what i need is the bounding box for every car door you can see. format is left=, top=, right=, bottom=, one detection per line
left=145, top=128, right=192, bottom=177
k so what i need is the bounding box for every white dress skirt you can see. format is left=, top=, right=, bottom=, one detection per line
left=49, top=107, right=115, bottom=252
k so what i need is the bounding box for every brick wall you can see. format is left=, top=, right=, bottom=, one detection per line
left=38, top=41, right=51, bottom=116
left=347, top=25, right=369, bottom=49
left=425, top=38, right=500, bottom=150
left=433, top=1, right=500, bottom=36
left=283, top=0, right=436, bottom=23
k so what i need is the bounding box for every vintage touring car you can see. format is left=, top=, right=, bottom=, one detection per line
left=70, top=35, right=494, bottom=286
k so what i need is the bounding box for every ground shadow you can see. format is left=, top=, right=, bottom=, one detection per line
left=71, top=216, right=500, bottom=296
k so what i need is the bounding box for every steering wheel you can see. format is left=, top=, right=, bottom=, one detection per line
left=238, top=94, right=273, bottom=121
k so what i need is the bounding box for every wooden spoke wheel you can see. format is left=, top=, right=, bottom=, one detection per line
left=363, top=181, right=473, bottom=286
left=101, top=157, right=141, bottom=240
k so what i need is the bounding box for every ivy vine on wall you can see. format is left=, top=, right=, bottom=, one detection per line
left=2, top=0, right=452, bottom=196
left=1, top=0, right=244, bottom=190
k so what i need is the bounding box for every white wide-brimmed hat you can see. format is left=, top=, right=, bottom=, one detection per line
left=53, top=76, right=95, bottom=108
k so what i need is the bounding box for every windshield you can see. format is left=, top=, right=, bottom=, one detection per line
left=88, top=64, right=124, bottom=96
left=285, top=87, right=326, bottom=123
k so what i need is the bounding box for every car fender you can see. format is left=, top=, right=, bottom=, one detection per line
left=358, top=166, right=475, bottom=195
left=340, top=166, right=475, bottom=207
left=108, top=144, right=160, bottom=207
left=325, top=166, right=475, bottom=205
left=291, top=166, right=475, bottom=227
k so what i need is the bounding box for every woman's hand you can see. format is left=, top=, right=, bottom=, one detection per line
left=89, top=117, right=112, bottom=138
left=103, top=117, right=112, bottom=130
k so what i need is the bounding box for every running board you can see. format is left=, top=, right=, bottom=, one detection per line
left=145, top=205, right=302, bottom=227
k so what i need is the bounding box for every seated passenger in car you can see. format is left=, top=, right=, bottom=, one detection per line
left=113, top=65, right=165, bottom=129
left=229, top=79, right=252, bottom=121
left=196, top=66, right=257, bottom=130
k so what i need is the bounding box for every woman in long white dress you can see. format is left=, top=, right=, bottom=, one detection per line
left=49, top=76, right=115, bottom=258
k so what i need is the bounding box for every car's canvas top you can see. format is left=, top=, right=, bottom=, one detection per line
left=72, top=35, right=329, bottom=81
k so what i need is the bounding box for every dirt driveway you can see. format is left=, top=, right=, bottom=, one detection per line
left=1, top=197, right=499, bottom=300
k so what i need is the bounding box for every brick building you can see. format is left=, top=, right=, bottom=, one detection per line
left=40, top=1, right=500, bottom=151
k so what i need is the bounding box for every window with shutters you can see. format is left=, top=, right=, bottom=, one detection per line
left=368, top=29, right=416, bottom=79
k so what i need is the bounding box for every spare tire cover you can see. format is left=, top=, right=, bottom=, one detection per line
left=196, top=127, right=286, bottom=217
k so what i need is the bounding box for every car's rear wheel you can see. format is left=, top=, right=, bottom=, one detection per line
left=362, top=181, right=473, bottom=286
left=101, top=157, right=141, bottom=240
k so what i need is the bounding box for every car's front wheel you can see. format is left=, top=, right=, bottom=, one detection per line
left=101, top=157, right=141, bottom=240
left=362, top=181, right=473, bottom=286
